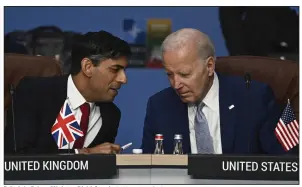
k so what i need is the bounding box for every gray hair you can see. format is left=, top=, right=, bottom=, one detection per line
left=161, top=28, right=216, bottom=60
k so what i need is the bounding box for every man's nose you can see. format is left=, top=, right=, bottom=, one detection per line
left=172, top=76, right=182, bottom=90
left=117, top=70, right=127, bottom=84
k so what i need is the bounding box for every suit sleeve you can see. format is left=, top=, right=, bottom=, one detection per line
left=4, top=77, right=39, bottom=154
left=260, top=85, right=298, bottom=154
left=141, top=98, right=156, bottom=153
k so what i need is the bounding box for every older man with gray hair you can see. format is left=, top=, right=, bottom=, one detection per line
left=141, top=28, right=292, bottom=155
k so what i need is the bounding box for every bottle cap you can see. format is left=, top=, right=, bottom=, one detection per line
left=174, top=134, right=183, bottom=139
left=155, top=134, right=164, bottom=140
left=132, top=149, right=143, bottom=154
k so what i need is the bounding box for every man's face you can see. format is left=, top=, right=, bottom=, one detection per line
left=88, top=57, right=128, bottom=102
left=163, top=48, right=215, bottom=104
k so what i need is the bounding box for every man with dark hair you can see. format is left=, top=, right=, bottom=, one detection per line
left=5, top=30, right=132, bottom=154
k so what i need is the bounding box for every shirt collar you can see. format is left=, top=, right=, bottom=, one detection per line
left=67, top=75, right=94, bottom=110
left=202, top=72, right=219, bottom=111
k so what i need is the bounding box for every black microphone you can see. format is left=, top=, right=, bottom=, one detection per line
left=9, top=84, right=17, bottom=153
left=244, top=73, right=251, bottom=89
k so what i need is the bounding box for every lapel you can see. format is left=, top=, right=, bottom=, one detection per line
left=88, top=102, right=116, bottom=146
left=96, top=102, right=109, bottom=129
left=217, top=73, right=237, bottom=154
left=87, top=105, right=101, bottom=132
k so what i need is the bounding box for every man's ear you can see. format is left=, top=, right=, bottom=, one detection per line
left=81, top=58, right=93, bottom=77
left=206, top=56, right=215, bottom=76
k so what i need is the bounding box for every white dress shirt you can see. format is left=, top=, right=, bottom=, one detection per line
left=60, top=75, right=103, bottom=150
left=188, top=72, right=222, bottom=154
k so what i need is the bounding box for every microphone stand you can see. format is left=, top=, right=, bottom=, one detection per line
left=9, top=84, right=17, bottom=153
left=244, top=73, right=252, bottom=153
left=68, top=143, right=71, bottom=154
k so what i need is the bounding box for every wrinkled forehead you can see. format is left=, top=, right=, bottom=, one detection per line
left=163, top=53, right=201, bottom=73
left=163, top=46, right=200, bottom=65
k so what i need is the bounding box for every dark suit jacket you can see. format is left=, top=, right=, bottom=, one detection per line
left=5, top=75, right=121, bottom=154
left=141, top=73, right=298, bottom=154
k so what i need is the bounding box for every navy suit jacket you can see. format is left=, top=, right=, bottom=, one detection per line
left=141, top=73, right=297, bottom=155
left=5, top=75, right=121, bottom=154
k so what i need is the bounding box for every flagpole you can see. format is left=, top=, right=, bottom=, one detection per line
left=68, top=143, right=71, bottom=154
left=67, top=97, right=72, bottom=154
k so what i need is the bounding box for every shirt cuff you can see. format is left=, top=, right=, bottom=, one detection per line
left=74, top=149, right=79, bottom=154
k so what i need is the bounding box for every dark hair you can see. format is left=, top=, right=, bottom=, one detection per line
left=4, top=31, right=28, bottom=54
left=70, top=30, right=131, bottom=75
left=28, top=26, right=64, bottom=55
left=29, top=26, right=64, bottom=42
left=4, top=42, right=28, bottom=54
left=5, top=30, right=27, bottom=43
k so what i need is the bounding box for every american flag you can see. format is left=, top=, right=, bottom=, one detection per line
left=275, top=102, right=299, bottom=151
left=51, top=100, right=84, bottom=148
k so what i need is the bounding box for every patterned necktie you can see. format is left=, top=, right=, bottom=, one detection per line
left=73, top=103, right=90, bottom=149
left=194, top=102, right=214, bottom=154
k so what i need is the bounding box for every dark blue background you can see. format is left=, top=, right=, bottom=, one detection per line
left=4, top=7, right=299, bottom=153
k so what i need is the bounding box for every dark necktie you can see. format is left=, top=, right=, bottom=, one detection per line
left=73, top=103, right=90, bottom=149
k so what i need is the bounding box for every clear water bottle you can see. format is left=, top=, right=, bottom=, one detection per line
left=154, top=134, right=164, bottom=154
left=173, top=134, right=183, bottom=154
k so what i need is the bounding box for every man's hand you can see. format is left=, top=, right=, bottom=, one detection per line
left=78, top=142, right=121, bottom=154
